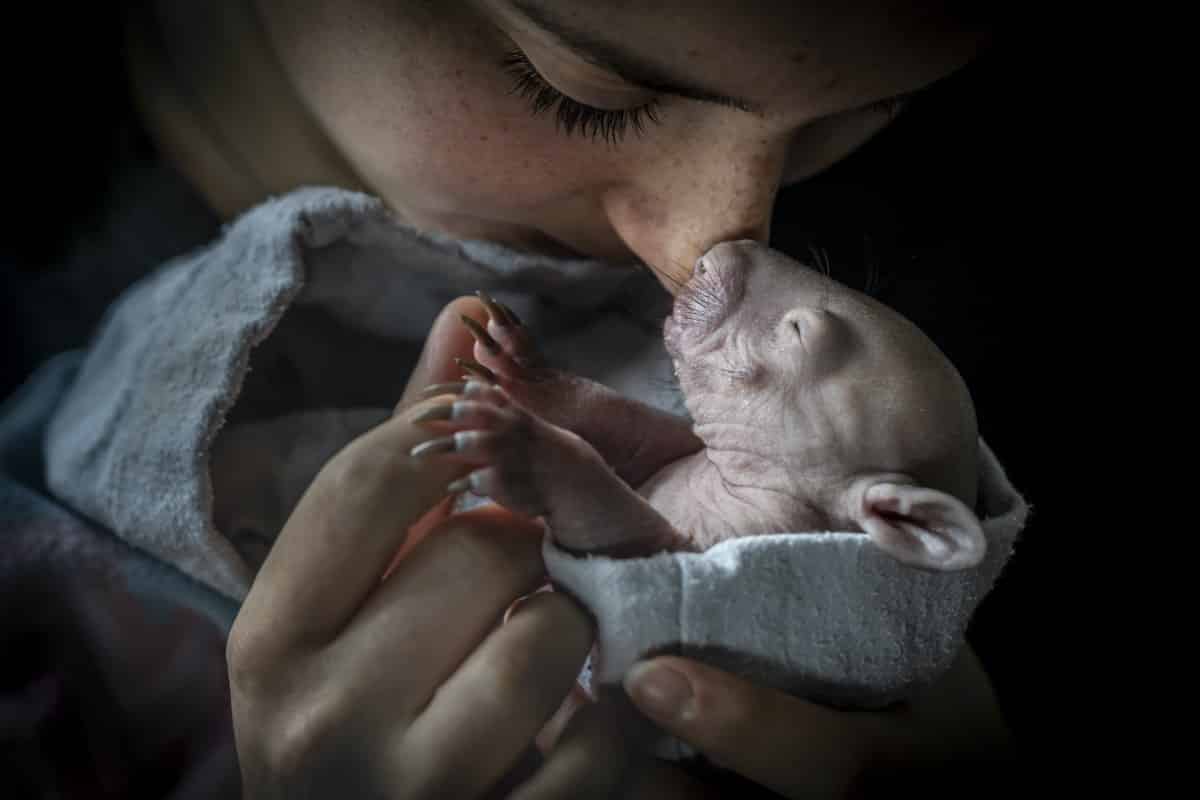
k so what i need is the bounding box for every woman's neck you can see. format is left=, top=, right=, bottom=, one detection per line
left=123, top=0, right=365, bottom=221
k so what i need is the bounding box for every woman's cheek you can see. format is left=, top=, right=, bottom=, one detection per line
left=352, top=68, right=613, bottom=224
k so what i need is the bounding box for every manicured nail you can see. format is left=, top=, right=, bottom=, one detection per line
left=460, top=314, right=501, bottom=354
left=412, top=403, right=453, bottom=423
left=447, top=475, right=473, bottom=494
left=455, top=357, right=496, bottom=383
left=410, top=437, right=455, bottom=458
left=419, top=381, right=467, bottom=398
left=624, top=662, right=696, bottom=722
left=503, top=592, right=534, bottom=624
left=475, top=290, right=511, bottom=327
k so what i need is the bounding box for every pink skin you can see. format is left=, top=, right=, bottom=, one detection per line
left=414, top=240, right=985, bottom=571
left=138, top=0, right=987, bottom=289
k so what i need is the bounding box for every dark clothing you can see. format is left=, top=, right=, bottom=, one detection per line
left=1, top=36, right=1053, bottom=796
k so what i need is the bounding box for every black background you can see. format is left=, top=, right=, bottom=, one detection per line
left=1, top=4, right=1088, bottom=794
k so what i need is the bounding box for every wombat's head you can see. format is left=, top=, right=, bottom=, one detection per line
left=663, top=240, right=983, bottom=571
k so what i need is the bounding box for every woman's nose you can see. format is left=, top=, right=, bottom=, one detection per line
left=602, top=126, right=788, bottom=292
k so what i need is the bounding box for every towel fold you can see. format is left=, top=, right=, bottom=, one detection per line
left=543, top=439, right=1025, bottom=759
left=39, top=187, right=1026, bottom=762
left=44, top=187, right=670, bottom=599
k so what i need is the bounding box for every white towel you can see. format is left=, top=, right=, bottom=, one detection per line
left=544, top=438, right=1024, bottom=758
left=42, top=187, right=1026, bottom=760
left=44, top=187, right=672, bottom=598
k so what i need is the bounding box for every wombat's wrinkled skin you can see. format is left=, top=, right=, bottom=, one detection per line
left=414, top=240, right=984, bottom=571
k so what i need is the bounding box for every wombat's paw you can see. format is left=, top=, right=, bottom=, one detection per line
left=460, top=290, right=553, bottom=383
left=409, top=380, right=572, bottom=517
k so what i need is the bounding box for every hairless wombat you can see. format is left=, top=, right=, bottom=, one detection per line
left=412, top=240, right=984, bottom=572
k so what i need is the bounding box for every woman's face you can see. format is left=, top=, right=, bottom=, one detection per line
left=255, top=0, right=984, bottom=287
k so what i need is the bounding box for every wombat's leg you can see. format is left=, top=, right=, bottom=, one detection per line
left=412, top=380, right=693, bottom=556
left=463, top=291, right=702, bottom=487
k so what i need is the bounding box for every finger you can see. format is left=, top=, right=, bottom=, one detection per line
left=517, top=688, right=726, bottom=800
left=417, top=381, right=469, bottom=400
left=395, top=296, right=489, bottom=413
left=507, top=699, right=631, bottom=800
left=235, top=398, right=478, bottom=656
left=381, top=494, right=455, bottom=573
left=623, top=761, right=724, bottom=800
left=336, top=506, right=549, bottom=721
left=534, top=682, right=591, bottom=755
left=623, top=657, right=883, bottom=799
left=415, top=396, right=515, bottom=431
left=399, top=590, right=594, bottom=798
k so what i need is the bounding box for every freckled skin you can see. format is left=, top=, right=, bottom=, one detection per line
left=135, top=0, right=986, bottom=562
left=133, top=0, right=986, bottom=287
left=438, top=241, right=978, bottom=560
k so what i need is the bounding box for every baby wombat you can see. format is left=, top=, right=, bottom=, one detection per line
left=412, top=240, right=984, bottom=572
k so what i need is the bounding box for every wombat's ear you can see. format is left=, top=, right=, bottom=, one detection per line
left=854, top=482, right=986, bottom=571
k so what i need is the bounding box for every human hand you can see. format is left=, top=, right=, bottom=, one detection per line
left=500, top=681, right=727, bottom=800
left=612, top=644, right=1014, bottom=798
left=505, top=642, right=1014, bottom=799
left=226, top=297, right=596, bottom=799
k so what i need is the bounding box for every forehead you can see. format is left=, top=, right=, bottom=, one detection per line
left=515, top=0, right=984, bottom=119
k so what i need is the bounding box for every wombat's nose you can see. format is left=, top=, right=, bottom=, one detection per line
left=698, top=239, right=766, bottom=277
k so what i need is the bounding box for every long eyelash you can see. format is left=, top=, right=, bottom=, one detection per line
left=500, top=49, right=661, bottom=145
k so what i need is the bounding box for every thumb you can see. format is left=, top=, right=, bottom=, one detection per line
left=395, top=295, right=489, bottom=411
left=623, top=657, right=882, bottom=799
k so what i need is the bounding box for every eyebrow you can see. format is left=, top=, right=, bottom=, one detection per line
left=507, top=1, right=763, bottom=114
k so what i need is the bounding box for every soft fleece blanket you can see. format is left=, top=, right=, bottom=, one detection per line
left=20, top=187, right=1025, bottom=764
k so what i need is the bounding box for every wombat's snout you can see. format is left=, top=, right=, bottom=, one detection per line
left=697, top=239, right=766, bottom=278
left=700, top=239, right=829, bottom=298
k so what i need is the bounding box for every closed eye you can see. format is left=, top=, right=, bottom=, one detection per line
left=501, top=49, right=662, bottom=145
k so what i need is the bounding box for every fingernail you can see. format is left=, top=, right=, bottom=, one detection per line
left=502, top=592, right=532, bottom=624
left=625, top=662, right=695, bottom=722
left=412, top=403, right=452, bottom=423
left=410, top=437, right=455, bottom=458
left=447, top=475, right=473, bottom=493
left=419, top=381, right=467, bottom=398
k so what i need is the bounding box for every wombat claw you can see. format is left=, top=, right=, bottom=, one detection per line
left=454, top=357, right=497, bottom=383
left=459, top=314, right=501, bottom=354
left=475, top=289, right=520, bottom=327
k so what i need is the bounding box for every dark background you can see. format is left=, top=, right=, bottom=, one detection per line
left=1, top=3, right=1082, bottom=792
